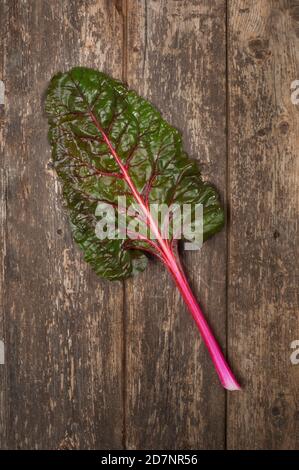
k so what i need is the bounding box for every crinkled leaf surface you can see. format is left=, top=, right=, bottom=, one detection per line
left=45, top=67, right=224, bottom=280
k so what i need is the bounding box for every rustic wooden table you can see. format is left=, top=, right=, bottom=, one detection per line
left=0, top=0, right=298, bottom=450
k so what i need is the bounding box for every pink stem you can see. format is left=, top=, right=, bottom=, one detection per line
left=163, top=250, right=241, bottom=391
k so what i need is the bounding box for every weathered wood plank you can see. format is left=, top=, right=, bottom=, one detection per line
left=0, top=168, right=7, bottom=448
left=227, top=0, right=299, bottom=449
left=125, top=0, right=227, bottom=449
left=0, top=0, right=7, bottom=448
left=1, top=0, right=124, bottom=449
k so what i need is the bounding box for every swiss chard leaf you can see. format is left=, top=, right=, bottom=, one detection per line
left=45, top=67, right=224, bottom=280
left=45, top=67, right=240, bottom=391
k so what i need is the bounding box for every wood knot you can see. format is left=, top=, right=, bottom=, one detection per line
left=271, top=406, right=280, bottom=416
left=273, top=230, right=280, bottom=239
left=248, top=38, right=271, bottom=60
left=278, top=120, right=289, bottom=135
left=256, top=126, right=271, bottom=138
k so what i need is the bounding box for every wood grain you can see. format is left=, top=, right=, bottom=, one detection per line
left=0, top=0, right=7, bottom=448
left=227, top=0, right=299, bottom=449
left=0, top=0, right=125, bottom=449
left=1, top=0, right=298, bottom=450
left=124, top=0, right=227, bottom=449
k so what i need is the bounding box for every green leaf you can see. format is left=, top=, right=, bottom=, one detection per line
left=45, top=67, right=224, bottom=280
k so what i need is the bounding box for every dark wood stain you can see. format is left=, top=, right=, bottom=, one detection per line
left=0, top=0, right=298, bottom=450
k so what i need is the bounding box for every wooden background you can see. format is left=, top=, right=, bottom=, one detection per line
left=0, top=0, right=298, bottom=450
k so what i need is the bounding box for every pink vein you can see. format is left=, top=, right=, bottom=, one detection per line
left=89, top=111, right=172, bottom=260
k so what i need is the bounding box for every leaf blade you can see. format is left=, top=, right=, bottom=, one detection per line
left=45, top=67, right=224, bottom=280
